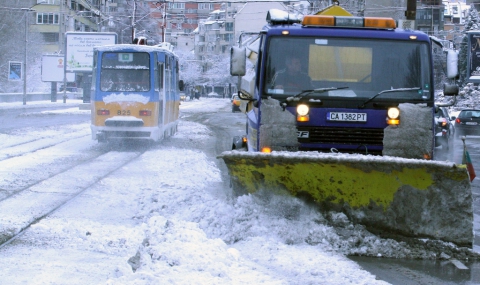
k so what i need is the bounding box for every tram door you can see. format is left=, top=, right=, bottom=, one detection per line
left=157, top=61, right=164, bottom=127
left=164, top=56, right=172, bottom=124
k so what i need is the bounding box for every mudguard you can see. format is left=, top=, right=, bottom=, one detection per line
left=219, top=151, right=473, bottom=247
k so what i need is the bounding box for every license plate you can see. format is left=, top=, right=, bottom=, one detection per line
left=466, top=122, right=478, bottom=125
left=327, top=112, right=367, bottom=122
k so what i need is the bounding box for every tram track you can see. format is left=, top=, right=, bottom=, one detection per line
left=0, top=134, right=101, bottom=197
left=0, top=128, right=91, bottom=162
left=0, top=133, right=91, bottom=162
left=0, top=146, right=148, bottom=248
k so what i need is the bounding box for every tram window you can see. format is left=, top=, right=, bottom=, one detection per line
left=135, top=70, right=150, bottom=91
left=100, top=52, right=151, bottom=92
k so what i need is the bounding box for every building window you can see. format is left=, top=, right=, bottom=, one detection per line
left=198, top=3, right=214, bottom=10
left=224, top=33, right=233, bottom=41
left=42, top=33, right=59, bottom=43
left=36, top=13, right=59, bottom=24
left=168, top=3, right=185, bottom=9
left=225, top=22, right=233, bottom=31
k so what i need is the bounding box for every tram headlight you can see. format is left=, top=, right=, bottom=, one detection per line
left=387, top=107, right=400, bottom=125
left=297, top=104, right=309, bottom=122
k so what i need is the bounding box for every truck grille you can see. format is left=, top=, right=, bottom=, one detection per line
left=299, top=126, right=384, bottom=146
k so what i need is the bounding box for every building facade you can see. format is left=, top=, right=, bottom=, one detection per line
left=28, top=0, right=116, bottom=53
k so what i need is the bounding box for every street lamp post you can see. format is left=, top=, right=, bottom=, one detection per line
left=21, top=8, right=34, bottom=105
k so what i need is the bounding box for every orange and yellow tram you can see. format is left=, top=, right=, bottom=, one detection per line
left=91, top=44, right=184, bottom=142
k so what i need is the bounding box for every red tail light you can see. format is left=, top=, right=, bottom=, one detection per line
left=139, top=110, right=151, bottom=116
left=97, top=109, right=110, bottom=115
left=456, top=118, right=461, bottom=124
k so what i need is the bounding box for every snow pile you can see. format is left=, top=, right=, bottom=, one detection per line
left=383, top=103, right=433, bottom=158
left=455, top=83, right=480, bottom=110
left=259, top=97, right=298, bottom=151
left=103, top=93, right=150, bottom=104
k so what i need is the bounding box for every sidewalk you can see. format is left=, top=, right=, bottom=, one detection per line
left=0, top=99, right=87, bottom=110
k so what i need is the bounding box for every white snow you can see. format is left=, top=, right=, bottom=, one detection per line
left=103, top=93, right=150, bottom=104
left=106, top=115, right=144, bottom=122
left=0, top=98, right=470, bottom=284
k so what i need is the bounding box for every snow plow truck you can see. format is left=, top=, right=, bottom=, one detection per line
left=219, top=3, right=474, bottom=247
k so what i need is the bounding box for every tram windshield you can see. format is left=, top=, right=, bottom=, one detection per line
left=100, top=52, right=150, bottom=92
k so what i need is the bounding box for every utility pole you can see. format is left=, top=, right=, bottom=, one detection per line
left=155, top=0, right=167, bottom=43
left=132, top=0, right=137, bottom=43
left=60, top=0, right=67, bottom=103
left=405, top=0, right=416, bottom=20
left=22, top=8, right=30, bottom=105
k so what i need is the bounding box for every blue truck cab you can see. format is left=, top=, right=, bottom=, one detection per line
left=231, top=7, right=458, bottom=159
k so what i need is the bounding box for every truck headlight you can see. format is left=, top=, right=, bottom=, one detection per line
left=387, top=107, right=400, bottom=125
left=387, top=107, right=400, bottom=119
left=297, top=104, right=309, bottom=115
left=297, top=104, right=309, bottom=122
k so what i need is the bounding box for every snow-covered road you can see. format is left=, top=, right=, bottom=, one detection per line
left=0, top=99, right=477, bottom=284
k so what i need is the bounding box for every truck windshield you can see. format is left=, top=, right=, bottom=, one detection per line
left=264, top=37, right=431, bottom=101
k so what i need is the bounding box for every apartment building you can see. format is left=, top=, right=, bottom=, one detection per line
left=145, top=0, right=222, bottom=51
left=25, top=0, right=116, bottom=53
left=443, top=0, right=469, bottom=47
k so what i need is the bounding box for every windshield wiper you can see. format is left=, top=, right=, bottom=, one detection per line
left=358, top=87, right=421, bottom=109
left=292, top=87, right=349, bottom=100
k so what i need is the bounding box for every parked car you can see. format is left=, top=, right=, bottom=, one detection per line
left=434, top=106, right=455, bottom=149
left=231, top=94, right=242, bottom=112
left=180, top=92, right=187, bottom=102
left=454, top=109, right=480, bottom=138
left=207, top=92, right=221, bottom=98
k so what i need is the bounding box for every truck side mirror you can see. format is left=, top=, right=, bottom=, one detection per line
left=230, top=47, right=246, bottom=76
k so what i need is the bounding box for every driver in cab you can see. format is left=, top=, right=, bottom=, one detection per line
left=273, top=56, right=313, bottom=91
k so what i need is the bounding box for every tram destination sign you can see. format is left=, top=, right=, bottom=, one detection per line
left=65, top=32, right=117, bottom=72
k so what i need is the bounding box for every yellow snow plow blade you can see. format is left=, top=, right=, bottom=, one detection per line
left=219, top=151, right=473, bottom=247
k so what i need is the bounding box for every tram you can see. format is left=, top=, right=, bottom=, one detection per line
left=90, top=43, right=184, bottom=142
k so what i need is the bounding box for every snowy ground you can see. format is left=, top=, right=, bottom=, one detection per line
left=0, top=98, right=478, bottom=284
